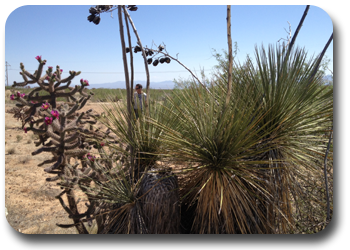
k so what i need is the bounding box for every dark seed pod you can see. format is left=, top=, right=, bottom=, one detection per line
left=147, top=58, right=153, bottom=64
left=87, top=14, right=95, bottom=22
left=97, top=5, right=106, bottom=11
left=126, top=48, right=130, bottom=53
left=129, top=6, right=138, bottom=11
left=128, top=5, right=136, bottom=9
left=153, top=59, right=159, bottom=66
left=165, top=57, right=171, bottom=63
left=135, top=46, right=142, bottom=52
left=89, top=7, right=97, bottom=15
left=159, top=58, right=165, bottom=64
left=93, top=16, right=101, bottom=25
left=158, top=45, right=164, bottom=51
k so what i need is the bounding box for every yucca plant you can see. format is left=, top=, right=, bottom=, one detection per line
left=152, top=80, right=277, bottom=234
left=80, top=96, right=181, bottom=234
left=215, top=44, right=333, bottom=233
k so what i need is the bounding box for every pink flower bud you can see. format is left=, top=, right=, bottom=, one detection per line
left=17, top=91, right=21, bottom=97
left=83, top=80, right=89, bottom=86
left=35, top=55, right=42, bottom=62
left=100, top=142, right=105, bottom=147
left=48, top=66, right=53, bottom=72
left=44, top=117, right=53, bottom=125
left=10, top=95, right=15, bottom=100
left=23, top=127, right=28, bottom=133
left=51, top=110, right=59, bottom=119
left=20, top=93, right=26, bottom=98
left=41, top=102, right=50, bottom=110
left=60, top=69, right=63, bottom=72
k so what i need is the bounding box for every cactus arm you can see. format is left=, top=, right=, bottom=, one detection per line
left=56, top=85, right=79, bottom=97
left=49, top=80, right=55, bottom=92
left=28, top=127, right=47, bottom=135
left=55, top=81, right=71, bottom=90
left=16, top=97, right=32, bottom=107
left=32, top=146, right=58, bottom=156
left=36, top=80, right=50, bottom=91
left=46, top=176, right=60, bottom=182
left=51, top=118, right=61, bottom=132
left=65, top=102, right=79, bottom=117
left=46, top=126, right=61, bottom=141
left=35, top=60, right=46, bottom=80
left=38, top=158, right=58, bottom=167
left=22, top=70, right=37, bottom=81
left=64, top=112, right=85, bottom=131
left=64, top=138, right=81, bottom=150
left=39, top=73, right=48, bottom=82
left=65, top=149, right=89, bottom=156
left=64, top=133, right=79, bottom=144
left=78, top=96, right=91, bottom=110
left=56, top=195, right=75, bottom=216
left=60, top=71, right=77, bottom=83
left=28, top=87, right=43, bottom=97
left=47, top=139, right=61, bottom=146
left=55, top=81, right=72, bottom=90
left=20, top=71, right=29, bottom=82
left=44, top=155, right=64, bottom=173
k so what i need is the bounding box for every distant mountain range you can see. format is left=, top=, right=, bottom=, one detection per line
left=88, top=80, right=176, bottom=90
left=13, top=75, right=332, bottom=90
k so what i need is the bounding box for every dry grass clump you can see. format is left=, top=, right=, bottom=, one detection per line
left=16, top=135, right=23, bottom=142
left=7, top=147, right=16, bottom=155
left=18, top=156, right=31, bottom=165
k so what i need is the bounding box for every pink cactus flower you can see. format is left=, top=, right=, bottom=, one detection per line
left=51, top=110, right=59, bottom=119
left=60, top=69, right=63, bottom=72
left=80, top=78, right=84, bottom=84
left=35, top=55, right=42, bottom=62
left=10, top=94, right=15, bottom=100
left=42, top=102, right=50, bottom=110
left=45, top=117, right=53, bottom=125
left=48, top=66, right=53, bottom=71
left=100, top=142, right=105, bottom=147
left=17, top=91, right=21, bottom=97
left=88, top=155, right=96, bottom=162
left=83, top=80, right=89, bottom=86
left=23, top=127, right=28, bottom=133
left=20, top=93, right=26, bottom=98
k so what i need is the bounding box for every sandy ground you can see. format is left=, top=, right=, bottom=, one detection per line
left=5, top=103, right=106, bottom=234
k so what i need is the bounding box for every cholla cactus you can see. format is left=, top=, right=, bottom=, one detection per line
left=11, top=57, right=116, bottom=234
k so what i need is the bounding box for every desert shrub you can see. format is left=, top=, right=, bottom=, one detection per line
left=16, top=135, right=23, bottom=142
left=18, top=156, right=31, bottom=164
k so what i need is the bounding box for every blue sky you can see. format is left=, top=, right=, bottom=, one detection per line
left=5, top=5, right=333, bottom=87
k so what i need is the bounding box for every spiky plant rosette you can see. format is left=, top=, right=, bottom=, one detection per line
left=77, top=147, right=148, bottom=234
left=215, top=44, right=333, bottom=233
left=78, top=96, right=181, bottom=233
left=154, top=80, right=276, bottom=234
left=95, top=95, right=179, bottom=173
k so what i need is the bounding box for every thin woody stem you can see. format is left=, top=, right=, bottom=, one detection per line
left=123, top=6, right=135, bottom=107
left=123, top=7, right=150, bottom=110
left=225, top=5, right=233, bottom=109
left=151, top=49, right=219, bottom=106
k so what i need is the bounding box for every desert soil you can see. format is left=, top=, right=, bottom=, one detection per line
left=5, top=103, right=106, bottom=234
